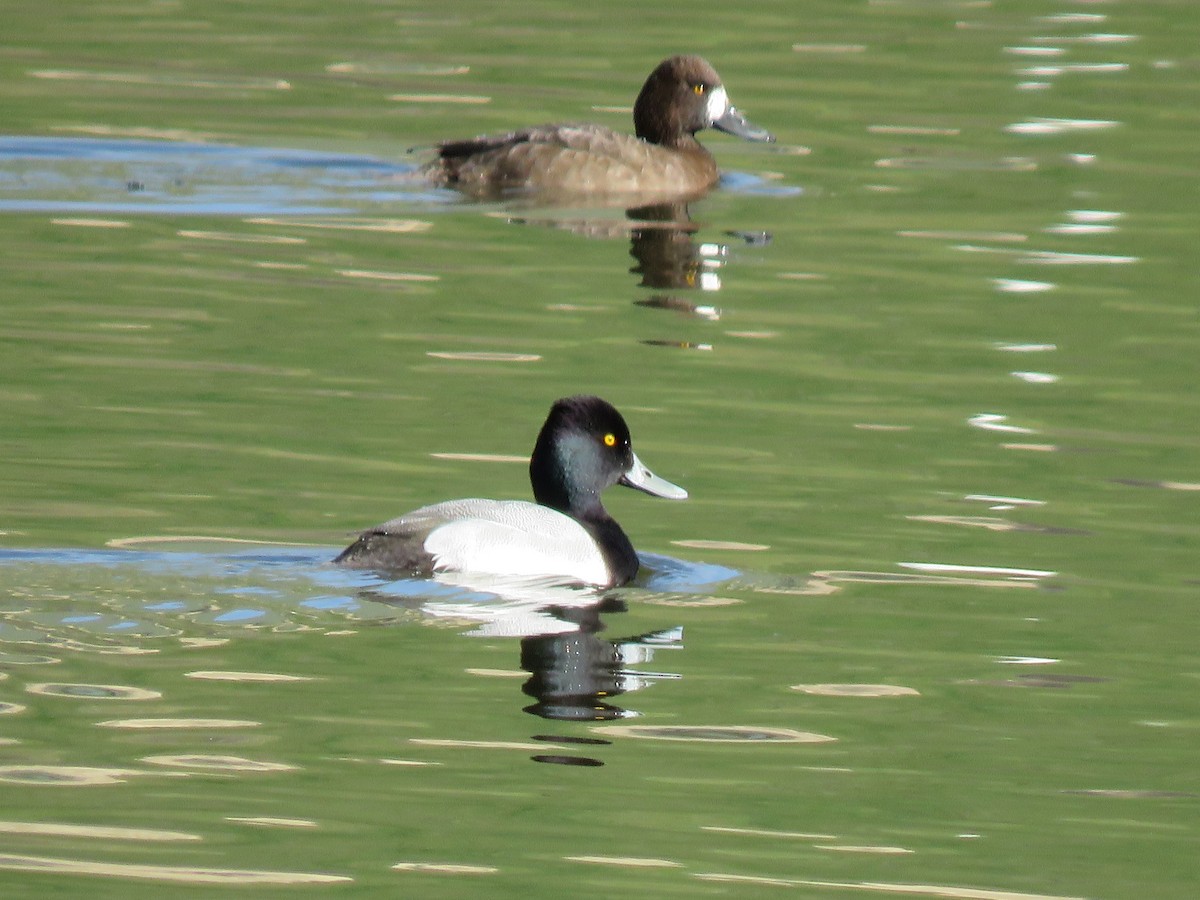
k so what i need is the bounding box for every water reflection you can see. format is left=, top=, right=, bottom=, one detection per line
left=0, top=852, right=352, bottom=885
left=356, top=577, right=686, bottom=731
left=628, top=202, right=722, bottom=299
left=509, top=200, right=772, bottom=327
left=519, top=597, right=682, bottom=722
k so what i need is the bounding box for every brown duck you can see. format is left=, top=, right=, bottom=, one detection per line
left=423, top=55, right=773, bottom=200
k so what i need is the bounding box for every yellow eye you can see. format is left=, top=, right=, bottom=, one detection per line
left=603, top=433, right=616, bottom=447
left=692, top=84, right=704, bottom=95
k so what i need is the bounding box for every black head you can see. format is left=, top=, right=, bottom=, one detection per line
left=529, top=396, right=686, bottom=516
left=633, top=55, right=774, bottom=147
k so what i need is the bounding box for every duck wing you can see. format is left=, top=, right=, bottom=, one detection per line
left=335, top=499, right=611, bottom=585
left=437, top=123, right=622, bottom=157
left=432, top=124, right=681, bottom=195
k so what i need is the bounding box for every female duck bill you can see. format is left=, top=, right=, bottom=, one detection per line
left=713, top=104, right=774, bottom=142
left=704, top=84, right=774, bottom=143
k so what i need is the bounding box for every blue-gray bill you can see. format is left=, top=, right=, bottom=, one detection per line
left=713, top=105, right=774, bottom=143
left=620, top=451, right=689, bottom=500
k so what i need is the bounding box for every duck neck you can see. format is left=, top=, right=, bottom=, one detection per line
left=530, top=427, right=603, bottom=514
left=634, top=92, right=697, bottom=149
left=530, top=446, right=575, bottom=514
left=578, top=509, right=640, bottom=587
left=530, top=450, right=639, bottom=587
left=635, top=119, right=701, bottom=150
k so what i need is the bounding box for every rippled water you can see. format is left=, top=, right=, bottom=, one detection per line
left=2, top=1, right=1198, bottom=897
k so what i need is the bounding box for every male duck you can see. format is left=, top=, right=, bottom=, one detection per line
left=334, top=396, right=688, bottom=587
left=423, top=55, right=773, bottom=199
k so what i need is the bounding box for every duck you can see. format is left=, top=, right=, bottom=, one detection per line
left=334, top=396, right=688, bottom=587
left=422, top=55, right=773, bottom=199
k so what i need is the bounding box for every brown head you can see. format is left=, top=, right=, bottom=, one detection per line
left=633, top=55, right=774, bottom=148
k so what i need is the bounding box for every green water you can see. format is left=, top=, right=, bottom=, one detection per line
left=1, top=1, right=1198, bottom=897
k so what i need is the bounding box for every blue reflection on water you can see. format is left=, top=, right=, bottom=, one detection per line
left=0, top=136, right=426, bottom=215
left=718, top=170, right=804, bottom=196
left=0, top=544, right=740, bottom=642
left=213, top=608, right=267, bottom=622
left=640, top=552, right=740, bottom=591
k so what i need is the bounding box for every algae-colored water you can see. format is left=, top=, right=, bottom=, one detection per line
left=1, top=1, right=1197, bottom=897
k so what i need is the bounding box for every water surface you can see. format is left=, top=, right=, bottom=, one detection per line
left=1, top=1, right=1198, bottom=897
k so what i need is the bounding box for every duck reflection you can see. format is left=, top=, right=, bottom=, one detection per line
left=627, top=202, right=723, bottom=321
left=520, top=596, right=682, bottom=722
left=347, top=578, right=682, bottom=722
left=508, top=201, right=770, bottom=321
